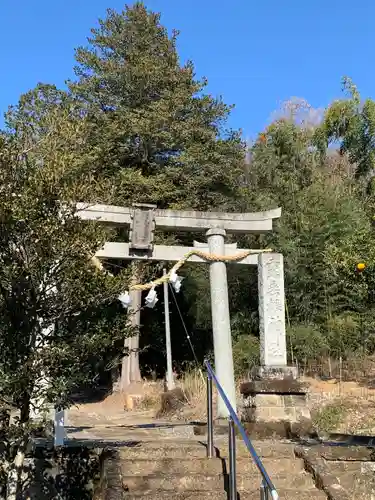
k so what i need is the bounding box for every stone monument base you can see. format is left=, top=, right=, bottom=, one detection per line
left=240, top=366, right=315, bottom=439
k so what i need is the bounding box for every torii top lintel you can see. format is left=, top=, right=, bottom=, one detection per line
left=76, top=203, right=281, bottom=234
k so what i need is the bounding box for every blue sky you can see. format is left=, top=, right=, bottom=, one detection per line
left=0, top=1, right=373, bottom=138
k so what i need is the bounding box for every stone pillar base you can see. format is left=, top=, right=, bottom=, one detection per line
left=240, top=368, right=314, bottom=439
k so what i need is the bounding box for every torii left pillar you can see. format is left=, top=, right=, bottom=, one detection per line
left=206, top=228, right=236, bottom=417
left=120, top=288, right=142, bottom=391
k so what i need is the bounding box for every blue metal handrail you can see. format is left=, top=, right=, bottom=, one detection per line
left=204, top=360, right=279, bottom=500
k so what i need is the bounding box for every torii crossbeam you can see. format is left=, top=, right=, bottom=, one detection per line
left=77, top=203, right=286, bottom=418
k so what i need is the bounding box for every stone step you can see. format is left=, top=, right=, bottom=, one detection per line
left=121, top=471, right=315, bottom=492
left=328, top=461, right=375, bottom=473
left=116, top=440, right=295, bottom=460
left=319, top=446, right=375, bottom=461
left=122, top=489, right=327, bottom=499
left=119, top=457, right=303, bottom=476
left=68, top=427, right=196, bottom=441
left=203, top=439, right=296, bottom=458
left=329, top=470, right=375, bottom=492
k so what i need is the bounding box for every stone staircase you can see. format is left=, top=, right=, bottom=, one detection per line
left=297, top=444, right=375, bottom=499
left=99, top=437, right=328, bottom=499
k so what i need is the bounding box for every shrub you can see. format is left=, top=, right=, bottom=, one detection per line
left=312, top=402, right=347, bottom=433
left=287, top=324, right=328, bottom=362
left=232, top=334, right=260, bottom=377
left=326, top=313, right=362, bottom=357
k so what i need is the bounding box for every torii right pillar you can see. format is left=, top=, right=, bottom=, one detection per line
left=240, top=253, right=313, bottom=438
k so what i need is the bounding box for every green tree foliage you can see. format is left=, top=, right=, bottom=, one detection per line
left=232, top=334, right=260, bottom=377
left=63, top=2, right=245, bottom=375
left=317, top=77, right=375, bottom=181
left=2, top=3, right=246, bottom=387
left=0, top=112, right=131, bottom=423
left=287, top=324, right=328, bottom=362
left=232, top=97, right=375, bottom=360
left=69, top=2, right=243, bottom=210
left=0, top=107, right=135, bottom=497
left=247, top=119, right=318, bottom=203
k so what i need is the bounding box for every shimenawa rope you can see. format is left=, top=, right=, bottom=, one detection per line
left=91, top=248, right=273, bottom=291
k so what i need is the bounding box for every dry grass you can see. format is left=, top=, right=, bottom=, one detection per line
left=176, top=368, right=208, bottom=421
left=312, top=401, right=348, bottom=433
left=136, top=380, right=164, bottom=412
left=306, top=376, right=375, bottom=435
left=176, top=369, right=244, bottom=421
left=350, top=475, right=375, bottom=500
left=138, top=368, right=209, bottom=420
left=134, top=370, right=207, bottom=419
left=300, top=355, right=375, bottom=383
left=338, top=398, right=375, bottom=435
left=133, top=356, right=375, bottom=429
left=136, top=368, right=244, bottom=422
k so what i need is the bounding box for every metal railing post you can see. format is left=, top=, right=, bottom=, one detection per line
left=260, top=480, right=269, bottom=500
left=204, top=360, right=278, bottom=500
left=228, top=416, right=237, bottom=500
left=206, top=373, right=214, bottom=458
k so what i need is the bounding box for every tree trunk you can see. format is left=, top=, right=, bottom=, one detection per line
left=30, top=321, right=55, bottom=421
left=6, top=437, right=27, bottom=500
left=20, top=395, right=30, bottom=425
left=29, top=371, right=49, bottom=421
left=119, top=264, right=142, bottom=391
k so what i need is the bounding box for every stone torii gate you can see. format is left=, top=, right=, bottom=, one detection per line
left=77, top=203, right=286, bottom=418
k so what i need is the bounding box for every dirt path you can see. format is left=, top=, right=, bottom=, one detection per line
left=66, top=376, right=375, bottom=440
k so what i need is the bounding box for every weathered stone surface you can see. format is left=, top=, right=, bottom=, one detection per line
left=320, top=446, right=375, bottom=461
left=240, top=372, right=312, bottom=439
left=258, top=365, right=298, bottom=379
left=252, top=394, right=285, bottom=406
left=129, top=204, right=156, bottom=251
left=121, top=491, right=327, bottom=500
left=77, top=203, right=282, bottom=234
left=119, top=457, right=301, bottom=476
left=295, top=446, right=351, bottom=500
left=206, top=227, right=236, bottom=417
left=95, top=242, right=261, bottom=264
left=294, top=444, right=375, bottom=500
left=93, top=437, right=328, bottom=499
left=258, top=253, right=287, bottom=367
left=117, top=439, right=296, bottom=459
left=284, top=394, right=306, bottom=406
left=244, top=420, right=316, bottom=440
left=241, top=379, right=307, bottom=395
left=121, top=471, right=314, bottom=492
left=328, top=460, right=375, bottom=474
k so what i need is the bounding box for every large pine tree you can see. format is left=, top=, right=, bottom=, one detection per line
left=69, top=2, right=243, bottom=210
left=66, top=3, right=246, bottom=385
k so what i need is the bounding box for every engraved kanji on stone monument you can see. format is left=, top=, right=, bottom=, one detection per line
left=258, top=252, right=287, bottom=368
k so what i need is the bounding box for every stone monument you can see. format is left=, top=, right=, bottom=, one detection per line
left=240, top=254, right=312, bottom=438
